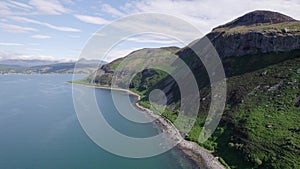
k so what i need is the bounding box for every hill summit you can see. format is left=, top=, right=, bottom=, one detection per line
left=197, top=10, right=300, bottom=58
left=215, top=10, right=298, bottom=29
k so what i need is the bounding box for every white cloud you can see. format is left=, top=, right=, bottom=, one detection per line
left=74, top=14, right=110, bottom=25
left=1, top=0, right=72, bottom=16
left=105, top=48, right=142, bottom=61
left=11, top=16, right=80, bottom=32
left=2, top=0, right=300, bottom=62
left=122, top=0, right=300, bottom=34
left=68, top=35, right=80, bottom=38
left=26, top=48, right=42, bottom=51
left=106, top=15, right=202, bottom=44
left=127, top=36, right=180, bottom=45
left=0, top=2, right=12, bottom=15
left=0, top=1, right=34, bottom=15
left=0, top=22, right=37, bottom=33
left=28, top=0, right=70, bottom=15
left=31, top=34, right=52, bottom=39
left=91, top=32, right=105, bottom=37
left=8, top=1, right=33, bottom=10
left=28, top=43, right=40, bottom=46
left=102, top=4, right=125, bottom=17
left=0, top=50, right=57, bottom=60
left=0, top=42, right=24, bottom=46
left=61, top=0, right=74, bottom=5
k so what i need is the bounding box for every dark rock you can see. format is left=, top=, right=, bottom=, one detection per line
left=282, top=28, right=289, bottom=34
left=288, top=81, right=297, bottom=87
left=141, top=69, right=158, bottom=76
left=295, top=94, right=300, bottom=107
left=268, top=81, right=283, bottom=91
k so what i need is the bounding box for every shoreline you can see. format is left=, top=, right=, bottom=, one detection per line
left=68, top=82, right=225, bottom=169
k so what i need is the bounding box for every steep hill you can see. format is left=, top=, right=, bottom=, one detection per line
left=87, top=46, right=179, bottom=87
left=84, top=10, right=300, bottom=168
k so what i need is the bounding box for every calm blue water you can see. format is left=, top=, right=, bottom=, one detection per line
left=0, top=74, right=196, bottom=169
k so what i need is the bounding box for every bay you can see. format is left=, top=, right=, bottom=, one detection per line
left=0, top=74, right=196, bottom=169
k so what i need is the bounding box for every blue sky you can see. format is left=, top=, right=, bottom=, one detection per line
left=1, top=0, right=300, bottom=62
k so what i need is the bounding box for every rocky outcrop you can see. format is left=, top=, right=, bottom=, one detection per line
left=207, top=29, right=300, bottom=58
left=183, top=10, right=300, bottom=58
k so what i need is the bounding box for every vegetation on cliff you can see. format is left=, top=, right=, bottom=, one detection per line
left=82, top=10, right=300, bottom=168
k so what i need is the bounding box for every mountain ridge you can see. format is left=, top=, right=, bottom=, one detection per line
left=0, top=59, right=106, bottom=74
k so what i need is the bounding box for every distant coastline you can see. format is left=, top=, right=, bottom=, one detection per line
left=67, top=81, right=225, bottom=169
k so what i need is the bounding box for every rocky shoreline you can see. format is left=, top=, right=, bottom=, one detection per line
left=68, top=82, right=225, bottom=169
left=134, top=98, right=225, bottom=169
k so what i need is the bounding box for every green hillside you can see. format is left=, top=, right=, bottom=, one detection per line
left=79, top=49, right=300, bottom=168
left=86, top=46, right=179, bottom=86
left=80, top=10, right=300, bottom=169
left=131, top=50, right=300, bottom=169
left=177, top=52, right=300, bottom=169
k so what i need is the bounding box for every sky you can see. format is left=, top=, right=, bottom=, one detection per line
left=1, top=0, right=300, bottom=62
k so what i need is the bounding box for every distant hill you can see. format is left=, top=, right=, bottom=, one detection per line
left=0, top=59, right=106, bottom=74
left=0, top=59, right=60, bottom=67
left=0, top=64, right=24, bottom=72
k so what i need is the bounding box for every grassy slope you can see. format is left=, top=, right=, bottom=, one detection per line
left=82, top=49, right=300, bottom=169
left=131, top=50, right=300, bottom=168
left=89, top=47, right=179, bottom=86
left=157, top=52, right=300, bottom=168
left=212, top=21, right=300, bottom=35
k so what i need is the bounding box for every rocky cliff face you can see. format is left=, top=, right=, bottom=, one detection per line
left=186, top=10, right=300, bottom=58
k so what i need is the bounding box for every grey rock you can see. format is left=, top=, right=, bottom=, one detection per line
left=180, top=11, right=300, bottom=59
left=207, top=31, right=300, bottom=58
left=266, top=124, right=273, bottom=128
left=261, top=71, right=268, bottom=76
left=268, top=81, right=284, bottom=91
